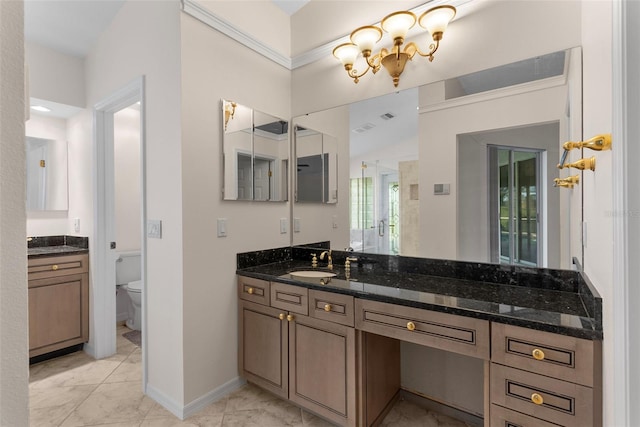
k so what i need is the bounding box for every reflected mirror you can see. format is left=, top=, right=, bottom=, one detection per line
left=294, top=126, right=338, bottom=203
left=292, top=48, right=583, bottom=270
left=26, top=136, right=68, bottom=211
left=222, top=100, right=289, bottom=202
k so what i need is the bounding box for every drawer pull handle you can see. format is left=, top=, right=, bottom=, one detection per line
left=287, top=314, right=294, bottom=322
left=532, top=348, right=545, bottom=360
left=531, top=393, right=544, bottom=405
left=278, top=313, right=285, bottom=321
left=324, top=304, right=332, bottom=312
left=247, top=287, right=254, bottom=295
left=51, top=265, right=59, bottom=271
left=407, top=321, right=416, bottom=331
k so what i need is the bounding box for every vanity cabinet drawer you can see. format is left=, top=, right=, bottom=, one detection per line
left=491, top=363, right=593, bottom=427
left=238, top=276, right=270, bottom=306
left=271, top=282, right=308, bottom=315
left=28, top=254, right=88, bottom=281
left=492, top=323, right=597, bottom=387
left=490, top=404, right=561, bottom=427
left=355, top=299, right=490, bottom=359
left=309, top=290, right=354, bottom=327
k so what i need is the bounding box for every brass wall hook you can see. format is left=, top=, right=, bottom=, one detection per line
left=562, top=133, right=612, bottom=151
left=557, top=156, right=596, bottom=171
left=554, top=174, right=580, bottom=188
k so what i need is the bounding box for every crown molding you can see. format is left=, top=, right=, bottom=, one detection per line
left=181, top=0, right=292, bottom=69
left=182, top=0, right=473, bottom=71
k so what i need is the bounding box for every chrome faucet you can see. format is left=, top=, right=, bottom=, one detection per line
left=319, top=250, right=333, bottom=270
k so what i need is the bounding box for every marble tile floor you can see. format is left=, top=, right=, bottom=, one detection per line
left=29, top=325, right=471, bottom=427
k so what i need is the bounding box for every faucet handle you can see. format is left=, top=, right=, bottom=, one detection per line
left=345, top=257, right=358, bottom=268
left=311, top=253, right=318, bottom=268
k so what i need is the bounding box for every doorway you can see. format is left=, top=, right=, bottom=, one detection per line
left=93, top=77, right=146, bottom=389
left=489, top=146, right=542, bottom=266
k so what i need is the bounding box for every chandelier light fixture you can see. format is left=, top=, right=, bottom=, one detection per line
left=332, top=5, right=456, bottom=87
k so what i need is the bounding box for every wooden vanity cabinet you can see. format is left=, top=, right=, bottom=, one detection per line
left=238, top=279, right=357, bottom=426
left=28, top=254, right=89, bottom=357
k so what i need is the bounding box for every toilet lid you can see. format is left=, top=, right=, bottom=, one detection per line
left=128, top=280, right=142, bottom=292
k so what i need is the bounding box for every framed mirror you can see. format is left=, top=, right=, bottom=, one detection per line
left=222, top=99, right=289, bottom=202
left=292, top=47, right=583, bottom=270
left=26, top=136, right=68, bottom=211
left=294, top=126, right=338, bottom=203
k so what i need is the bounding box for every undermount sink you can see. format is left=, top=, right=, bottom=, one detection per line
left=289, top=270, right=337, bottom=279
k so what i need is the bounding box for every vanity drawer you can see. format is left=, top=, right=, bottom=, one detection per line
left=355, top=299, right=490, bottom=359
left=309, top=290, right=354, bottom=327
left=28, top=254, right=89, bottom=280
left=490, top=363, right=593, bottom=427
left=238, top=276, right=270, bottom=306
left=492, top=323, right=597, bottom=387
left=490, top=404, right=561, bottom=427
left=271, top=282, right=308, bottom=315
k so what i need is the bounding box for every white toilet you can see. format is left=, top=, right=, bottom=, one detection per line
left=115, top=252, right=142, bottom=331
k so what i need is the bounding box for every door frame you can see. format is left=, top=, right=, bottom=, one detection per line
left=91, top=76, right=147, bottom=390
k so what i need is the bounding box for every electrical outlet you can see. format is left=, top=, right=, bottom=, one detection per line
left=294, top=218, right=301, bottom=233
left=147, top=220, right=162, bottom=239
left=73, top=218, right=80, bottom=233
left=332, top=215, right=338, bottom=229
left=280, top=218, right=288, bottom=234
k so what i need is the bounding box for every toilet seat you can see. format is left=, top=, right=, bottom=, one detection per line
left=127, top=280, right=142, bottom=292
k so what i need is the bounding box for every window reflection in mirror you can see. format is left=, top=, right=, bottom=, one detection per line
left=221, top=100, right=289, bottom=202
left=26, top=136, right=68, bottom=211
left=294, top=126, right=338, bottom=204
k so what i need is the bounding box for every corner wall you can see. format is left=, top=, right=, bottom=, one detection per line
left=0, top=0, right=29, bottom=424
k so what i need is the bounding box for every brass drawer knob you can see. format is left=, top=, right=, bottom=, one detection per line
left=52, top=265, right=59, bottom=271
left=407, top=321, right=416, bottom=331
left=532, top=348, right=545, bottom=360
left=531, top=393, right=544, bottom=405
left=287, top=314, right=294, bottom=322
left=324, top=304, right=332, bottom=312
left=279, top=313, right=285, bottom=321
left=247, top=287, right=254, bottom=295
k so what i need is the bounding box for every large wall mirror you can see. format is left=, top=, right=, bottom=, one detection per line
left=26, top=136, right=69, bottom=211
left=292, top=47, right=583, bottom=270
left=221, top=99, right=289, bottom=202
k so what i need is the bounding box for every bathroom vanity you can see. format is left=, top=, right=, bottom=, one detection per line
left=27, top=236, right=89, bottom=358
left=236, top=246, right=602, bottom=427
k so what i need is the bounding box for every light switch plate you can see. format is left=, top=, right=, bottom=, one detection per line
left=217, top=218, right=227, bottom=237
left=294, top=218, right=301, bottom=233
left=332, top=215, right=338, bottom=229
left=73, top=218, right=80, bottom=233
left=280, top=218, right=288, bottom=234
left=147, top=220, right=162, bottom=239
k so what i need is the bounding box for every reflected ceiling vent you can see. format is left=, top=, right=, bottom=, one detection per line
left=353, top=122, right=376, bottom=133
left=380, top=112, right=395, bottom=120
left=255, top=120, right=288, bottom=135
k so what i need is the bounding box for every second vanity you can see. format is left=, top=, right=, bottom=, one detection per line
left=237, top=246, right=602, bottom=427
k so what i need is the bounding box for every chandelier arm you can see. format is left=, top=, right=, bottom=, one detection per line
left=411, top=39, right=441, bottom=61
left=365, top=53, right=383, bottom=74
left=346, top=64, right=372, bottom=83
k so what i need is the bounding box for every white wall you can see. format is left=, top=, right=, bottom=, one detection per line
left=25, top=113, right=70, bottom=235
left=0, top=0, right=29, bottom=424
left=581, top=2, right=614, bottom=425
left=80, top=0, right=184, bottom=408
left=180, top=5, right=292, bottom=404
left=25, top=40, right=85, bottom=108
left=114, top=106, right=141, bottom=252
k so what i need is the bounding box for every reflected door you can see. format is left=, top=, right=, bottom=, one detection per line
left=490, top=147, right=541, bottom=266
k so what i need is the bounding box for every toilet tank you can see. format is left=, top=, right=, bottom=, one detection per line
left=115, top=251, right=141, bottom=285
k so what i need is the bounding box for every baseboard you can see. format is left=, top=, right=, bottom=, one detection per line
left=400, top=388, right=484, bottom=427
left=145, top=383, right=185, bottom=420
left=183, top=376, right=246, bottom=419
left=145, top=377, right=246, bottom=420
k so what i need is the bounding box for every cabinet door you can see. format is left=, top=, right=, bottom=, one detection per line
left=288, top=314, right=356, bottom=427
left=238, top=300, right=288, bottom=399
left=29, top=273, right=89, bottom=357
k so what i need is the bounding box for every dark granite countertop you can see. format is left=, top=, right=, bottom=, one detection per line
left=27, top=235, right=89, bottom=258
left=237, top=246, right=603, bottom=341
